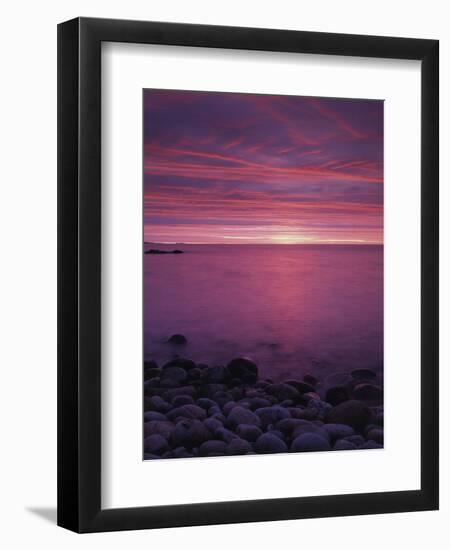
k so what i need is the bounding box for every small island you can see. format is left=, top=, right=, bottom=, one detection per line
left=145, top=249, right=184, bottom=255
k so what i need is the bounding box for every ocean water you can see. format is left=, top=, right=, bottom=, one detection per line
left=144, top=244, right=383, bottom=382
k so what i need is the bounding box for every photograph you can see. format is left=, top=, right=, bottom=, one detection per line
left=142, top=89, right=384, bottom=460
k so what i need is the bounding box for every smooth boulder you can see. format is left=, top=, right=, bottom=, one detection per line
left=199, top=440, right=227, bottom=456
left=227, top=406, right=261, bottom=429
left=322, top=423, right=355, bottom=441
left=254, top=432, right=288, bottom=454
left=255, top=406, right=290, bottom=428
left=325, top=385, right=350, bottom=406
left=167, top=334, right=187, bottom=345
left=169, top=419, right=212, bottom=449
left=325, top=400, right=372, bottom=431
left=226, top=438, right=253, bottom=455
left=144, top=434, right=170, bottom=455
left=352, top=383, right=382, bottom=402
left=167, top=404, right=207, bottom=422
left=265, top=383, right=300, bottom=402
left=236, top=424, right=263, bottom=442
left=227, top=357, right=258, bottom=384
left=291, top=433, right=331, bottom=452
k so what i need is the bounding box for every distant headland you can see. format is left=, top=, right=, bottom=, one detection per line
left=145, top=249, right=184, bottom=255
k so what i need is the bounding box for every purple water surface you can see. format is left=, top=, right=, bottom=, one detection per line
left=144, top=244, right=383, bottom=382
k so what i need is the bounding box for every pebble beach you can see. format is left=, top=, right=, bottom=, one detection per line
left=143, top=337, right=384, bottom=460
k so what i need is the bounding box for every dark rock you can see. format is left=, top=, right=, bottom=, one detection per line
left=227, top=357, right=258, bottom=384
left=292, top=423, right=330, bottom=442
left=266, top=383, right=301, bottom=402
left=306, top=399, right=332, bottom=420
left=227, top=406, right=261, bottom=429
left=172, top=446, right=193, bottom=458
left=229, top=386, right=245, bottom=401
left=162, top=357, right=196, bottom=371
left=199, top=440, right=227, bottom=456
left=223, top=401, right=239, bottom=416
left=144, top=359, right=159, bottom=369
left=288, top=407, right=308, bottom=419
left=144, top=361, right=161, bottom=379
left=144, top=395, right=172, bottom=413
left=363, top=423, right=378, bottom=435
left=167, top=404, right=207, bottom=422
left=255, top=432, right=288, bottom=454
left=146, top=249, right=184, bottom=255
left=303, top=392, right=321, bottom=402
left=255, top=406, right=290, bottom=429
left=197, top=398, right=216, bottom=410
left=366, top=428, right=384, bottom=444
left=163, top=385, right=197, bottom=401
left=334, top=439, right=357, bottom=451
left=212, top=390, right=234, bottom=408
left=324, top=372, right=352, bottom=388
left=267, top=429, right=285, bottom=441
left=343, top=435, right=365, bottom=446
left=144, top=434, right=169, bottom=455
left=169, top=419, right=212, bottom=449
left=325, top=400, right=372, bottom=431
left=359, top=440, right=383, bottom=449
left=322, top=423, right=355, bottom=441
left=209, top=410, right=226, bottom=423
left=226, top=438, right=253, bottom=455
left=352, top=383, right=383, bottom=402
left=374, top=410, right=384, bottom=426
left=284, top=380, right=316, bottom=394
left=144, top=378, right=160, bottom=392
left=144, top=453, right=161, bottom=460
left=143, top=411, right=168, bottom=422
left=200, top=383, right=227, bottom=398
left=167, top=334, right=187, bottom=345
left=203, top=417, right=223, bottom=433
left=160, top=366, right=188, bottom=386
left=245, top=389, right=262, bottom=399
left=351, top=368, right=377, bottom=381
left=215, top=427, right=237, bottom=443
left=229, top=377, right=244, bottom=388
left=144, top=420, right=175, bottom=439
left=279, top=399, right=294, bottom=408
left=235, top=424, right=263, bottom=442
left=266, top=395, right=279, bottom=405
left=187, top=368, right=202, bottom=381
left=172, top=394, right=195, bottom=407
left=303, top=374, right=318, bottom=386
left=247, top=397, right=272, bottom=411
left=144, top=368, right=161, bottom=381
left=203, top=365, right=230, bottom=383
left=291, top=433, right=331, bottom=452
left=325, top=385, right=350, bottom=406
left=275, top=418, right=311, bottom=435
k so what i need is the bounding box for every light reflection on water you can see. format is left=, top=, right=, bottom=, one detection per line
left=144, top=244, right=383, bottom=382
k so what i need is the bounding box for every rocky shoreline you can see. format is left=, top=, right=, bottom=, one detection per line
left=144, top=346, right=383, bottom=460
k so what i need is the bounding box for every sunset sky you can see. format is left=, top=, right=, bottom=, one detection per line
left=143, top=90, right=383, bottom=244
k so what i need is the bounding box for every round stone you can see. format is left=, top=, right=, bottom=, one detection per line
left=254, top=432, right=288, bottom=454
left=291, top=433, right=331, bottom=452
left=325, top=400, right=372, bottom=431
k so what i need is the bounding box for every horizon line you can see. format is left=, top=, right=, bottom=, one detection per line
left=144, top=241, right=384, bottom=246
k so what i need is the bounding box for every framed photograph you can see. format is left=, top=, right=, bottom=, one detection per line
left=57, top=17, right=439, bottom=532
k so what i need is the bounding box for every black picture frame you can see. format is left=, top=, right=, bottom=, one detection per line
left=57, top=17, right=439, bottom=533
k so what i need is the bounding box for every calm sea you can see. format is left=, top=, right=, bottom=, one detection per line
left=144, top=244, right=383, bottom=382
